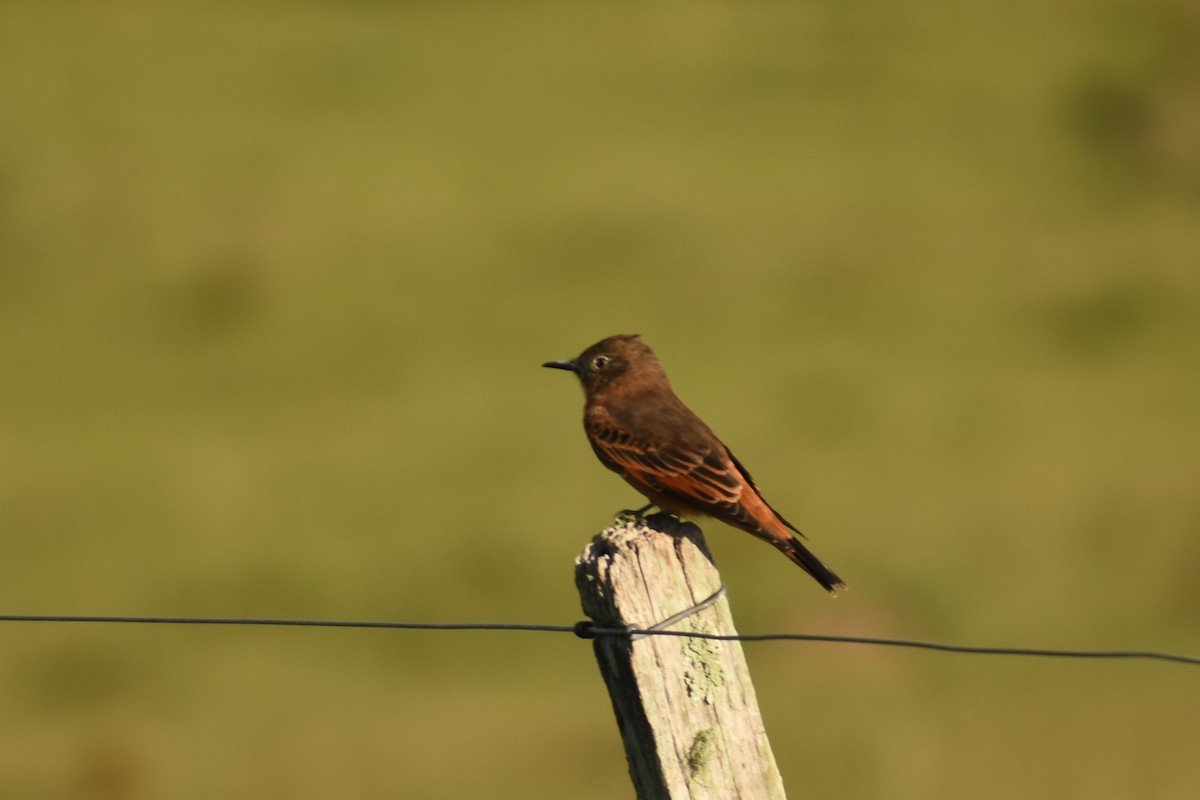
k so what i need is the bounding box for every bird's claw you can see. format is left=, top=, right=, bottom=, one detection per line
left=614, top=503, right=655, bottom=525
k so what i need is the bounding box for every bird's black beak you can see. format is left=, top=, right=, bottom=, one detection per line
left=542, top=359, right=580, bottom=373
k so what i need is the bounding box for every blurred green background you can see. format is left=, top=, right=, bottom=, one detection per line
left=2, top=1, right=1199, bottom=797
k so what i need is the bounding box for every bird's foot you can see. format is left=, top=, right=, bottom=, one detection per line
left=614, top=505, right=699, bottom=537
left=614, top=503, right=656, bottom=525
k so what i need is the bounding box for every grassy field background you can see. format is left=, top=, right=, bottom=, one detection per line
left=2, top=1, right=1199, bottom=797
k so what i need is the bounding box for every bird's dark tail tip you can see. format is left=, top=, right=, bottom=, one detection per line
left=780, top=537, right=846, bottom=596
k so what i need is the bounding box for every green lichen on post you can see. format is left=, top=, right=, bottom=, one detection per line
left=682, top=626, right=726, bottom=704
left=686, top=728, right=716, bottom=779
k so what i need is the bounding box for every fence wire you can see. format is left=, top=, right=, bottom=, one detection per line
left=2, top=613, right=1197, bottom=667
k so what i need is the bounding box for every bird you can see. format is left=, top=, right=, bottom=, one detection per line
left=543, top=334, right=845, bottom=595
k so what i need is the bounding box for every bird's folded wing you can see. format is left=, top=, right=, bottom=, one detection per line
left=586, top=420, right=742, bottom=506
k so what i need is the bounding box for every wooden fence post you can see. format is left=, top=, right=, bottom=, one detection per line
left=575, top=514, right=788, bottom=800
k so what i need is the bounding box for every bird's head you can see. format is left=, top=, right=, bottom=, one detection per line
left=543, top=334, right=663, bottom=395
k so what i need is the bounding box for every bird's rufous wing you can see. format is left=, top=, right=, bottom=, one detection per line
left=586, top=417, right=763, bottom=523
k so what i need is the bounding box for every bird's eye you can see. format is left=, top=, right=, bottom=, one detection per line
left=591, top=355, right=611, bottom=370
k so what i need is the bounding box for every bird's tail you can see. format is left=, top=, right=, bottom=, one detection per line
left=778, top=536, right=846, bottom=596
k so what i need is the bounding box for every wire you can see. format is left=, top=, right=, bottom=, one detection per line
left=607, top=629, right=1200, bottom=667
left=0, top=614, right=577, bottom=634
left=1, top=613, right=1197, bottom=667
